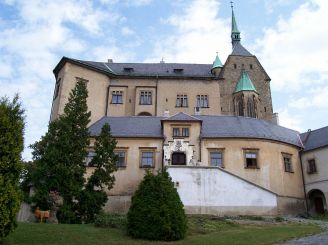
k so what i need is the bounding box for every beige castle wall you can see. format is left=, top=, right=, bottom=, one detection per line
left=86, top=138, right=163, bottom=196
left=157, top=79, right=221, bottom=116
left=50, top=63, right=110, bottom=125
left=301, top=147, right=328, bottom=203
left=51, top=59, right=273, bottom=123
left=220, top=55, right=273, bottom=121
left=134, top=86, right=157, bottom=116
left=201, top=138, right=304, bottom=199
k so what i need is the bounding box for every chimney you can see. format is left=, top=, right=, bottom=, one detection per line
left=163, top=109, right=170, bottom=117
left=272, top=112, right=279, bottom=125
left=107, top=59, right=113, bottom=63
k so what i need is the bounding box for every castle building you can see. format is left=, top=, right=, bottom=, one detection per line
left=300, top=126, right=328, bottom=215
left=51, top=7, right=306, bottom=215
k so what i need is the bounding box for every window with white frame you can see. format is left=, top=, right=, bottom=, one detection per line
left=140, top=151, right=154, bottom=168
left=140, top=91, right=152, bottom=105
left=283, top=154, right=293, bottom=173
left=115, top=151, right=126, bottom=168
left=210, top=151, right=223, bottom=167
left=176, top=94, right=188, bottom=107
left=111, top=91, right=123, bottom=104
left=244, top=150, right=258, bottom=168
left=197, top=95, right=209, bottom=108
left=172, top=127, right=189, bottom=137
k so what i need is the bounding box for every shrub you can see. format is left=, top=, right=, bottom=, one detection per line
left=95, top=213, right=127, bottom=228
left=275, top=216, right=285, bottom=222
left=0, top=95, right=25, bottom=239
left=127, top=169, right=187, bottom=241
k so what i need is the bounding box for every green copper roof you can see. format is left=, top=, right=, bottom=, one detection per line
left=235, top=70, right=257, bottom=93
left=231, top=9, right=240, bottom=33
left=212, top=53, right=223, bottom=69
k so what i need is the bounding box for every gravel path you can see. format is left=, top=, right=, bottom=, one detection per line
left=278, top=218, right=328, bottom=245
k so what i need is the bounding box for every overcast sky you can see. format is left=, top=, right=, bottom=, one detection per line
left=1, top=0, right=327, bottom=160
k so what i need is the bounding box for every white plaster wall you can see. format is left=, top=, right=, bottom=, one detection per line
left=167, top=166, right=277, bottom=209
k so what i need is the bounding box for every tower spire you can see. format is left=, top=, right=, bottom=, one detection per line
left=231, top=2, right=241, bottom=46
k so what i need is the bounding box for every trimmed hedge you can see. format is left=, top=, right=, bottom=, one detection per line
left=95, top=213, right=127, bottom=228
left=127, top=169, right=187, bottom=241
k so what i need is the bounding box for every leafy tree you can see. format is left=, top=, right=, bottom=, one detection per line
left=0, top=95, right=24, bottom=239
left=127, top=169, right=187, bottom=241
left=78, top=123, right=118, bottom=223
left=29, top=80, right=91, bottom=223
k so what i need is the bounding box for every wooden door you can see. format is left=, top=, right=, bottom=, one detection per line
left=172, top=152, right=186, bottom=165
left=314, top=197, right=325, bottom=214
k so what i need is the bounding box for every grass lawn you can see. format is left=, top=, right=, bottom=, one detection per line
left=3, top=217, right=324, bottom=245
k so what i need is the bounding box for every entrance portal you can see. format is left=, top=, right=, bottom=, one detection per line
left=308, top=189, right=327, bottom=215
left=172, top=152, right=186, bottom=165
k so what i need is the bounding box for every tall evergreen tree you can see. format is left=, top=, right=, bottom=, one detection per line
left=78, top=123, right=118, bottom=223
left=30, top=80, right=91, bottom=223
left=0, top=95, right=25, bottom=239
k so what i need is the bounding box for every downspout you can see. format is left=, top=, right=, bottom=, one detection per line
left=105, top=84, right=110, bottom=116
left=199, top=136, right=202, bottom=162
left=299, top=150, right=309, bottom=215
left=105, top=75, right=112, bottom=116
left=155, top=75, right=158, bottom=116
left=298, top=134, right=309, bottom=215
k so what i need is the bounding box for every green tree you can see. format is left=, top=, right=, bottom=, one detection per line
left=30, top=80, right=91, bottom=223
left=127, top=169, right=187, bottom=241
left=0, top=95, right=24, bottom=239
left=78, top=123, right=118, bottom=223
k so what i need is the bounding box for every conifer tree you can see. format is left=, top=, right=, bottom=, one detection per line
left=127, top=169, right=187, bottom=241
left=30, top=80, right=91, bottom=223
left=78, top=123, right=118, bottom=223
left=0, top=95, right=24, bottom=239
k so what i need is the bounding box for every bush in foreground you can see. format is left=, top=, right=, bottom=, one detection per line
left=0, top=95, right=25, bottom=239
left=127, top=169, right=187, bottom=241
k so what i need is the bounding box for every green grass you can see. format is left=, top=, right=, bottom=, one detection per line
left=311, top=214, right=328, bottom=221
left=3, top=217, right=324, bottom=245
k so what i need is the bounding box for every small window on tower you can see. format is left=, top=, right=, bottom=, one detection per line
left=234, top=64, right=237, bottom=69
left=250, top=64, right=253, bottom=69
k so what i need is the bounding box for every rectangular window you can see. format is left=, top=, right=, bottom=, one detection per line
left=85, top=151, right=96, bottom=167
left=53, top=79, right=61, bottom=100
left=197, top=95, right=209, bottom=108
left=111, top=91, right=123, bottom=104
left=173, top=128, right=180, bottom=137
left=176, top=95, right=188, bottom=107
left=115, top=151, right=126, bottom=168
left=181, top=128, right=189, bottom=137
left=210, top=152, right=222, bottom=167
left=141, top=151, right=154, bottom=168
left=140, top=91, right=152, bottom=105
left=245, top=151, right=258, bottom=168
left=307, top=159, right=317, bottom=174
left=283, top=154, right=293, bottom=173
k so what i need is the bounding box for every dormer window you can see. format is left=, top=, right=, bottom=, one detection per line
left=173, top=68, right=184, bottom=73
left=123, top=67, right=134, bottom=72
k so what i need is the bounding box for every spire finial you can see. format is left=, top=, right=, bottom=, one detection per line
left=231, top=1, right=241, bottom=46
left=230, top=1, right=233, bottom=10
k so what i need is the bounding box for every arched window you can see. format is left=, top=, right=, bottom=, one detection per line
left=238, top=99, right=244, bottom=116
left=138, top=112, right=152, bottom=116
left=247, top=98, right=256, bottom=118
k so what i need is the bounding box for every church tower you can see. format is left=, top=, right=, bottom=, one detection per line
left=217, top=3, right=274, bottom=122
